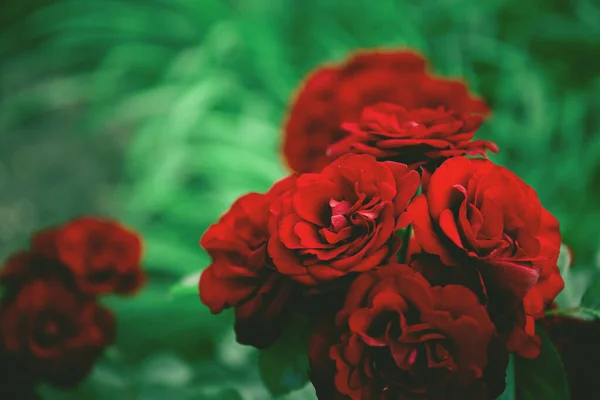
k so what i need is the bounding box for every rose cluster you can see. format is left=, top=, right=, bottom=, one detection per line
left=199, top=50, right=565, bottom=399
left=0, top=216, right=145, bottom=397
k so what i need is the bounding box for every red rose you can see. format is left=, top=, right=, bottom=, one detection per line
left=410, top=254, right=542, bottom=360
left=309, top=264, right=504, bottom=399
left=408, top=156, right=563, bottom=357
left=283, top=50, right=489, bottom=173
left=0, top=251, right=115, bottom=388
left=31, top=216, right=145, bottom=296
left=200, top=177, right=297, bottom=348
left=327, top=103, right=498, bottom=167
left=268, top=154, right=420, bottom=286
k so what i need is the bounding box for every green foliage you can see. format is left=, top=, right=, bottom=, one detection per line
left=497, top=355, right=516, bottom=400
left=102, top=280, right=233, bottom=363
left=38, top=355, right=263, bottom=399
left=500, top=326, right=571, bottom=400
left=555, top=265, right=597, bottom=310
left=169, top=271, right=202, bottom=297
left=259, top=316, right=313, bottom=397
left=513, top=326, right=570, bottom=400
left=275, top=384, right=318, bottom=400
left=580, top=282, right=600, bottom=312
left=554, top=243, right=600, bottom=314
left=2, top=0, right=599, bottom=267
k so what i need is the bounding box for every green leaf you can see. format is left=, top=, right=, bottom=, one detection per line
left=396, top=225, right=413, bottom=264
left=275, top=382, right=318, bottom=400
left=497, top=355, right=516, bottom=400
left=555, top=265, right=597, bottom=308
left=139, top=352, right=193, bottom=388
left=514, top=326, right=570, bottom=400
left=545, top=306, right=600, bottom=320
left=259, top=316, right=313, bottom=397
left=555, top=242, right=598, bottom=309
left=580, top=281, right=600, bottom=311
left=103, top=282, right=232, bottom=363
left=557, top=244, right=572, bottom=276
left=198, top=388, right=245, bottom=400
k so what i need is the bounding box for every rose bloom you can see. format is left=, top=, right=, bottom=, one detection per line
left=200, top=177, right=297, bottom=348
left=32, top=216, right=145, bottom=296
left=0, top=251, right=115, bottom=388
left=308, top=264, right=507, bottom=400
left=283, top=50, right=490, bottom=173
left=327, top=102, right=498, bottom=168
left=408, top=156, right=563, bottom=357
left=268, top=154, right=420, bottom=286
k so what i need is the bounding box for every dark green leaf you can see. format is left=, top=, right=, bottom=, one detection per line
left=259, top=316, right=312, bottom=397
left=497, top=355, right=516, bottom=400
left=396, top=225, right=413, bottom=264
left=199, top=388, right=245, bottom=400
left=275, top=383, right=318, bottom=400
left=514, top=326, right=570, bottom=400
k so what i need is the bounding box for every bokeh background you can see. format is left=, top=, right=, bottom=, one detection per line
left=1, top=0, right=599, bottom=398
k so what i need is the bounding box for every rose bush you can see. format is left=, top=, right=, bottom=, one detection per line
left=195, top=46, right=587, bottom=400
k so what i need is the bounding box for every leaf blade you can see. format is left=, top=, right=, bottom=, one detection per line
left=514, top=326, right=570, bottom=400
left=259, top=316, right=313, bottom=397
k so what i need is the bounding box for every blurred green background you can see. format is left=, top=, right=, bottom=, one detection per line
left=1, top=0, right=599, bottom=398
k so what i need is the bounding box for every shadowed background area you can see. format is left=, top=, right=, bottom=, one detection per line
left=1, top=0, right=599, bottom=398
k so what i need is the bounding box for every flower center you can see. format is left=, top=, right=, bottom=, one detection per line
left=329, top=199, right=352, bottom=232
left=34, top=317, right=63, bottom=348
left=87, top=268, right=115, bottom=284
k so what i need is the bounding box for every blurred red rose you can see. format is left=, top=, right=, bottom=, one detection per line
left=268, top=154, right=420, bottom=286
left=308, top=264, right=505, bottom=400
left=200, top=177, right=297, bottom=348
left=540, top=316, right=600, bottom=400
left=327, top=103, right=498, bottom=167
left=31, top=216, right=145, bottom=296
left=283, top=49, right=490, bottom=173
left=408, top=156, right=563, bottom=358
left=0, top=251, right=115, bottom=389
